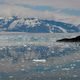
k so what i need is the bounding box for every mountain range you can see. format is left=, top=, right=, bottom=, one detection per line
left=0, top=16, right=80, bottom=33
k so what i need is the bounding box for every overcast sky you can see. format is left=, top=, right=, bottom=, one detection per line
left=0, top=0, right=80, bottom=22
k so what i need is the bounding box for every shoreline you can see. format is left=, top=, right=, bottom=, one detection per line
left=0, top=32, right=80, bottom=34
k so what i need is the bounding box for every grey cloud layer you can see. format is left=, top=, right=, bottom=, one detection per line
left=3, top=0, right=80, bottom=9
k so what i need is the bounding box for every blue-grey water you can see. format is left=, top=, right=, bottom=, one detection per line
left=0, top=33, right=80, bottom=80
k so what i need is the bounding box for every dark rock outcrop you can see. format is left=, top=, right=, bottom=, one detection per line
left=56, top=36, right=80, bottom=42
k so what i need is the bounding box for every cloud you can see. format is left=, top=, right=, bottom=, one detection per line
left=0, top=0, right=79, bottom=16
left=0, top=4, right=55, bottom=18
left=0, top=4, right=71, bottom=18
left=3, top=0, right=80, bottom=9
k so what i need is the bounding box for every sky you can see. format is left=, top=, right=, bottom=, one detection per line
left=0, top=0, right=80, bottom=24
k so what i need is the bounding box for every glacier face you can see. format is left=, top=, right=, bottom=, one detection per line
left=0, top=16, right=80, bottom=32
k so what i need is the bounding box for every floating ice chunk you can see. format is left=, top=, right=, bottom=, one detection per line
left=70, top=64, right=76, bottom=67
left=59, top=77, right=62, bottom=80
left=32, top=59, right=46, bottom=63
left=0, top=48, right=3, bottom=50
left=27, top=47, right=31, bottom=50
left=9, top=76, right=13, bottom=78
left=76, top=60, right=80, bottom=62
left=51, top=51, right=54, bottom=53
left=73, top=75, right=78, bottom=78
left=71, top=66, right=74, bottom=69
left=62, top=68, right=70, bottom=71
left=21, top=68, right=25, bottom=71
left=24, top=45, right=27, bottom=47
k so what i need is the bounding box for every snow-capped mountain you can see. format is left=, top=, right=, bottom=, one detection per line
left=0, top=16, right=80, bottom=33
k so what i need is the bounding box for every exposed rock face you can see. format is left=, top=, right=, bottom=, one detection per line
left=56, top=36, right=80, bottom=42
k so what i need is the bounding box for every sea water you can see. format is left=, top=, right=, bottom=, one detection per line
left=0, top=33, right=80, bottom=80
